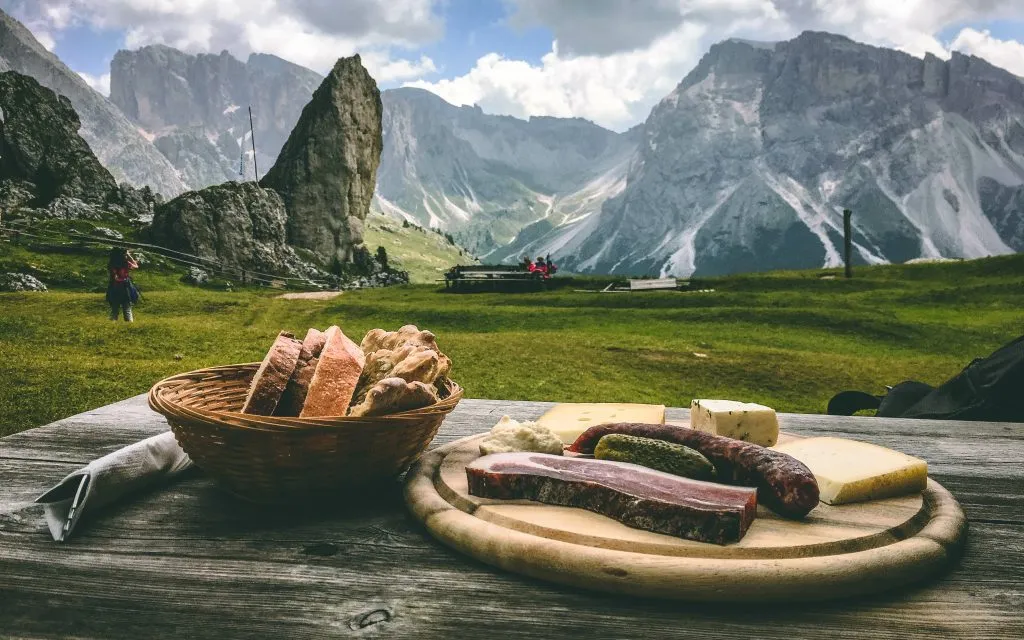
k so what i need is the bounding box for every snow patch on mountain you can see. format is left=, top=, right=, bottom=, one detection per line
left=758, top=167, right=844, bottom=266
left=663, top=184, right=740, bottom=276
left=373, top=193, right=418, bottom=224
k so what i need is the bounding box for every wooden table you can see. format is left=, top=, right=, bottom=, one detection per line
left=1, top=397, right=1022, bottom=639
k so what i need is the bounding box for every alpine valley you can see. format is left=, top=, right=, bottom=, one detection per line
left=3, top=6, right=1023, bottom=277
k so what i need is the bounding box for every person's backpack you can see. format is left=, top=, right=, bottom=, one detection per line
left=827, top=334, right=1024, bottom=422
left=126, top=278, right=141, bottom=304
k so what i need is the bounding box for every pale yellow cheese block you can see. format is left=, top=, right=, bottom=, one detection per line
left=535, top=403, right=666, bottom=443
left=773, top=436, right=928, bottom=505
left=690, top=399, right=779, bottom=447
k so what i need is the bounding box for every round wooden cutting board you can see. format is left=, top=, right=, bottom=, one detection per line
left=404, top=431, right=968, bottom=602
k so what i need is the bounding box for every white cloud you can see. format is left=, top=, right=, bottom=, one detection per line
left=411, top=1, right=1024, bottom=130
left=33, top=29, right=57, bottom=51
left=76, top=70, right=110, bottom=95
left=407, top=23, right=707, bottom=131
left=949, top=27, right=1024, bottom=77
left=362, top=53, right=438, bottom=83
left=17, top=0, right=443, bottom=80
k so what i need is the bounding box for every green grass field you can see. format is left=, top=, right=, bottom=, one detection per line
left=1, top=238, right=1021, bottom=437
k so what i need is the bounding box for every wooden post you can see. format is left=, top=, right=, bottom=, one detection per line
left=248, top=106, right=259, bottom=184
left=843, top=209, right=853, bottom=279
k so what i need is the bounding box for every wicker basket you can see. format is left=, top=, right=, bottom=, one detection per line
left=148, top=362, right=463, bottom=503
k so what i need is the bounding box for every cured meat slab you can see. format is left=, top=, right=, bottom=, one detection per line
left=404, top=430, right=967, bottom=602
left=466, top=453, right=757, bottom=544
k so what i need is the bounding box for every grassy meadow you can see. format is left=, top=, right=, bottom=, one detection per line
left=1, top=233, right=1021, bottom=437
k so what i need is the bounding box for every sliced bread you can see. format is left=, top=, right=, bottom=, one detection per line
left=275, top=328, right=327, bottom=417
left=241, top=331, right=303, bottom=415
left=299, top=325, right=366, bottom=417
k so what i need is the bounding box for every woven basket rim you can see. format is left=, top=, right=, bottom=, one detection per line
left=148, top=362, right=464, bottom=433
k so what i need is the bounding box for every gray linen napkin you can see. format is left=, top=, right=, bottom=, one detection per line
left=35, top=431, right=193, bottom=541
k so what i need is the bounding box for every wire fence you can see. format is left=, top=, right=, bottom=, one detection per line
left=0, top=218, right=333, bottom=290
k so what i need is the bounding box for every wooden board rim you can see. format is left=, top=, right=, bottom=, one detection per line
left=404, top=433, right=969, bottom=602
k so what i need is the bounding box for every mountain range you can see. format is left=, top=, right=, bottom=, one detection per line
left=522, top=33, right=1024, bottom=276
left=2, top=6, right=1021, bottom=276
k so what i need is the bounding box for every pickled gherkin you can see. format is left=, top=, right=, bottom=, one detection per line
left=593, top=433, right=716, bottom=481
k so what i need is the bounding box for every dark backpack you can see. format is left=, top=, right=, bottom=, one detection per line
left=827, top=334, right=1024, bottom=422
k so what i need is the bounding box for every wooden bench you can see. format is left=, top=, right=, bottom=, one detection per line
left=593, top=277, right=686, bottom=293
left=443, top=264, right=548, bottom=291
left=629, top=277, right=679, bottom=291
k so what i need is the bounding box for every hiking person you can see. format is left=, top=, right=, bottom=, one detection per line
left=521, top=255, right=535, bottom=272
left=106, top=247, right=139, bottom=322
left=535, top=256, right=548, bottom=276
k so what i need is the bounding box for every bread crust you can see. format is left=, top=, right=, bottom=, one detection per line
left=276, top=328, right=327, bottom=417
left=348, top=377, right=439, bottom=417
left=241, top=331, right=303, bottom=415
left=299, top=326, right=366, bottom=417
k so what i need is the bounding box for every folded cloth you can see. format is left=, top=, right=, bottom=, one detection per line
left=35, top=431, right=193, bottom=542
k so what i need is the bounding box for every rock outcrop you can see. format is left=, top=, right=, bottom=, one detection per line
left=0, top=71, right=117, bottom=205
left=262, top=55, right=383, bottom=265
left=0, top=272, right=47, bottom=292
left=0, top=71, right=159, bottom=223
left=0, top=9, right=186, bottom=195
left=147, top=181, right=316, bottom=276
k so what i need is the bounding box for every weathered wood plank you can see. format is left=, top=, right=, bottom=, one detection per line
left=1, top=396, right=1023, bottom=639
left=0, top=458, right=81, bottom=514
left=0, top=519, right=1021, bottom=640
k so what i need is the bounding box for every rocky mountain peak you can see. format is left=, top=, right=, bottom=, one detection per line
left=0, top=9, right=186, bottom=196
left=109, top=43, right=323, bottom=190
left=262, top=54, right=383, bottom=266
left=519, top=31, right=1024, bottom=276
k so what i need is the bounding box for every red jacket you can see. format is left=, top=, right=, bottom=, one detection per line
left=109, top=258, right=138, bottom=283
left=110, top=267, right=132, bottom=283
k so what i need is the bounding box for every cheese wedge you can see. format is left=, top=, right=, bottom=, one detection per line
left=690, top=399, right=779, bottom=447
left=772, top=437, right=928, bottom=505
left=536, top=403, right=666, bottom=444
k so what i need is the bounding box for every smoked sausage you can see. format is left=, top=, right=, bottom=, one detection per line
left=567, top=423, right=820, bottom=519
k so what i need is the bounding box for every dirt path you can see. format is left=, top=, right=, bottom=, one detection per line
left=275, top=291, right=343, bottom=300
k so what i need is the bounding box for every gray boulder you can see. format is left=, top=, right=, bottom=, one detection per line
left=42, top=196, right=105, bottom=220
left=94, top=226, right=124, bottom=240
left=0, top=272, right=47, bottom=291
left=262, top=54, right=383, bottom=266
left=181, top=267, right=209, bottom=285
left=148, top=181, right=309, bottom=276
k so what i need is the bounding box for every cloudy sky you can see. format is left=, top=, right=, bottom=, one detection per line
left=4, top=0, right=1024, bottom=131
